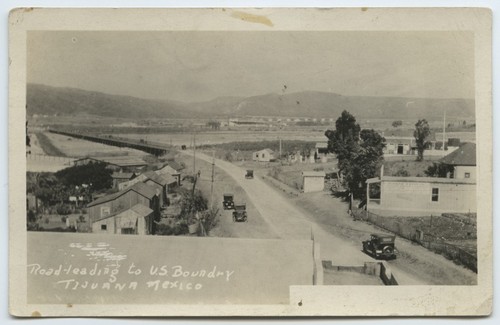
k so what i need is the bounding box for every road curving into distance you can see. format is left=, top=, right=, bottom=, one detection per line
left=182, top=150, right=425, bottom=285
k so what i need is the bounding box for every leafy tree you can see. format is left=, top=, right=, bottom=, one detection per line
left=55, top=162, right=112, bottom=191
left=207, top=120, right=221, bottom=130
left=27, top=209, right=37, bottom=223
left=325, top=111, right=385, bottom=199
left=414, top=119, right=431, bottom=161
left=178, top=188, right=208, bottom=217
left=27, top=172, right=66, bottom=206
left=425, top=162, right=454, bottom=178
left=392, top=120, right=403, bottom=128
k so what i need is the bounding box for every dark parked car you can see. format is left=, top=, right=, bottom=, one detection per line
left=245, top=170, right=254, bottom=179
left=222, top=193, right=234, bottom=210
left=232, top=204, right=247, bottom=222
left=362, top=233, right=398, bottom=260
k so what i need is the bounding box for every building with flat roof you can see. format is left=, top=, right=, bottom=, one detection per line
left=366, top=175, right=476, bottom=216
left=302, top=171, right=326, bottom=193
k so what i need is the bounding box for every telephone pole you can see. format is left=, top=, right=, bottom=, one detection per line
left=193, top=132, right=196, bottom=174
left=210, top=150, right=215, bottom=210
left=442, top=111, right=446, bottom=151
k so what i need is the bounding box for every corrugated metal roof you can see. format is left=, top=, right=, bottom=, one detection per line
left=143, top=171, right=168, bottom=186
left=87, top=182, right=157, bottom=207
left=439, top=143, right=476, bottom=166
left=130, top=182, right=158, bottom=199
left=111, top=172, right=135, bottom=180
left=156, top=165, right=180, bottom=176
left=167, top=161, right=184, bottom=171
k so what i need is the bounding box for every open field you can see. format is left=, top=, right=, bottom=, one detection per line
left=115, top=131, right=327, bottom=147
left=34, top=132, right=66, bottom=156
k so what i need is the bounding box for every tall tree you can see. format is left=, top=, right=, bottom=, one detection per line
left=55, top=161, right=112, bottom=191
left=325, top=111, right=385, bottom=199
left=414, top=119, right=431, bottom=161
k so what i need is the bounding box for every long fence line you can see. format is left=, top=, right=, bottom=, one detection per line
left=351, top=208, right=477, bottom=273
left=48, top=129, right=169, bottom=156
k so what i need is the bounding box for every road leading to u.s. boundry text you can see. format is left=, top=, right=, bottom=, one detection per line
left=182, top=150, right=425, bottom=285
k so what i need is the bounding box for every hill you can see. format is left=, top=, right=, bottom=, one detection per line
left=27, top=84, right=191, bottom=119
left=27, top=84, right=475, bottom=120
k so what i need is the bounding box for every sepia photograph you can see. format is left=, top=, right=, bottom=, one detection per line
left=8, top=7, right=493, bottom=317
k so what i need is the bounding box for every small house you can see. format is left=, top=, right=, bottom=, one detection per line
left=87, top=182, right=161, bottom=232
left=111, top=172, right=136, bottom=189
left=142, top=171, right=169, bottom=206
left=253, top=148, right=275, bottom=162
left=156, top=164, right=182, bottom=187
left=439, top=143, right=476, bottom=180
left=91, top=204, right=154, bottom=235
left=302, top=171, right=326, bottom=193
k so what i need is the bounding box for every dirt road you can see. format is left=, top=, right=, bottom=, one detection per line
left=182, top=150, right=425, bottom=284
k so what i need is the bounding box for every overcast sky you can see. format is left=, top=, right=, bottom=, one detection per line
left=27, top=31, right=474, bottom=102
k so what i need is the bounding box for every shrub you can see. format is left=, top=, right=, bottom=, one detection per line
left=156, top=224, right=174, bottom=236
left=61, top=216, right=67, bottom=223
left=394, top=167, right=410, bottom=177
left=56, top=204, right=72, bottom=215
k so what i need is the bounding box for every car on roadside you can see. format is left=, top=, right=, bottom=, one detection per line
left=362, top=233, right=398, bottom=260
left=245, top=170, right=254, bottom=179
left=232, top=204, right=248, bottom=222
left=222, top=193, right=234, bottom=210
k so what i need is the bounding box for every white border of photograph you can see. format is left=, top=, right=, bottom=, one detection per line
left=7, top=6, right=493, bottom=318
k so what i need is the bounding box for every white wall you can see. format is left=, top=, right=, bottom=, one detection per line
left=303, top=176, right=324, bottom=193
left=368, top=180, right=476, bottom=216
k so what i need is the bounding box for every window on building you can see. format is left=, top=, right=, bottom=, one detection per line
left=101, top=224, right=107, bottom=230
left=262, top=153, right=265, bottom=158
left=465, top=173, right=470, bottom=178
left=431, top=188, right=439, bottom=202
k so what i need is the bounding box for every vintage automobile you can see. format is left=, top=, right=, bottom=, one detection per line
left=232, top=204, right=248, bottom=222
left=222, top=193, right=234, bottom=210
left=362, top=233, right=398, bottom=260
left=245, top=170, right=254, bottom=179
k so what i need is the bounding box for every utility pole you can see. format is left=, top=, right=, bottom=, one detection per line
left=442, top=111, right=446, bottom=151
left=279, top=137, right=282, bottom=162
left=210, top=150, right=215, bottom=210
left=193, top=132, right=196, bottom=174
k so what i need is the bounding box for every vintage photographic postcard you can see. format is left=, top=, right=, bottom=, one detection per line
left=9, top=8, right=492, bottom=317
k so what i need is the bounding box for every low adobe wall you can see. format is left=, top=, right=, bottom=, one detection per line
left=322, top=260, right=398, bottom=285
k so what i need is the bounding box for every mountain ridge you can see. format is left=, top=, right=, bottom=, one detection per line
left=27, top=83, right=475, bottom=120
